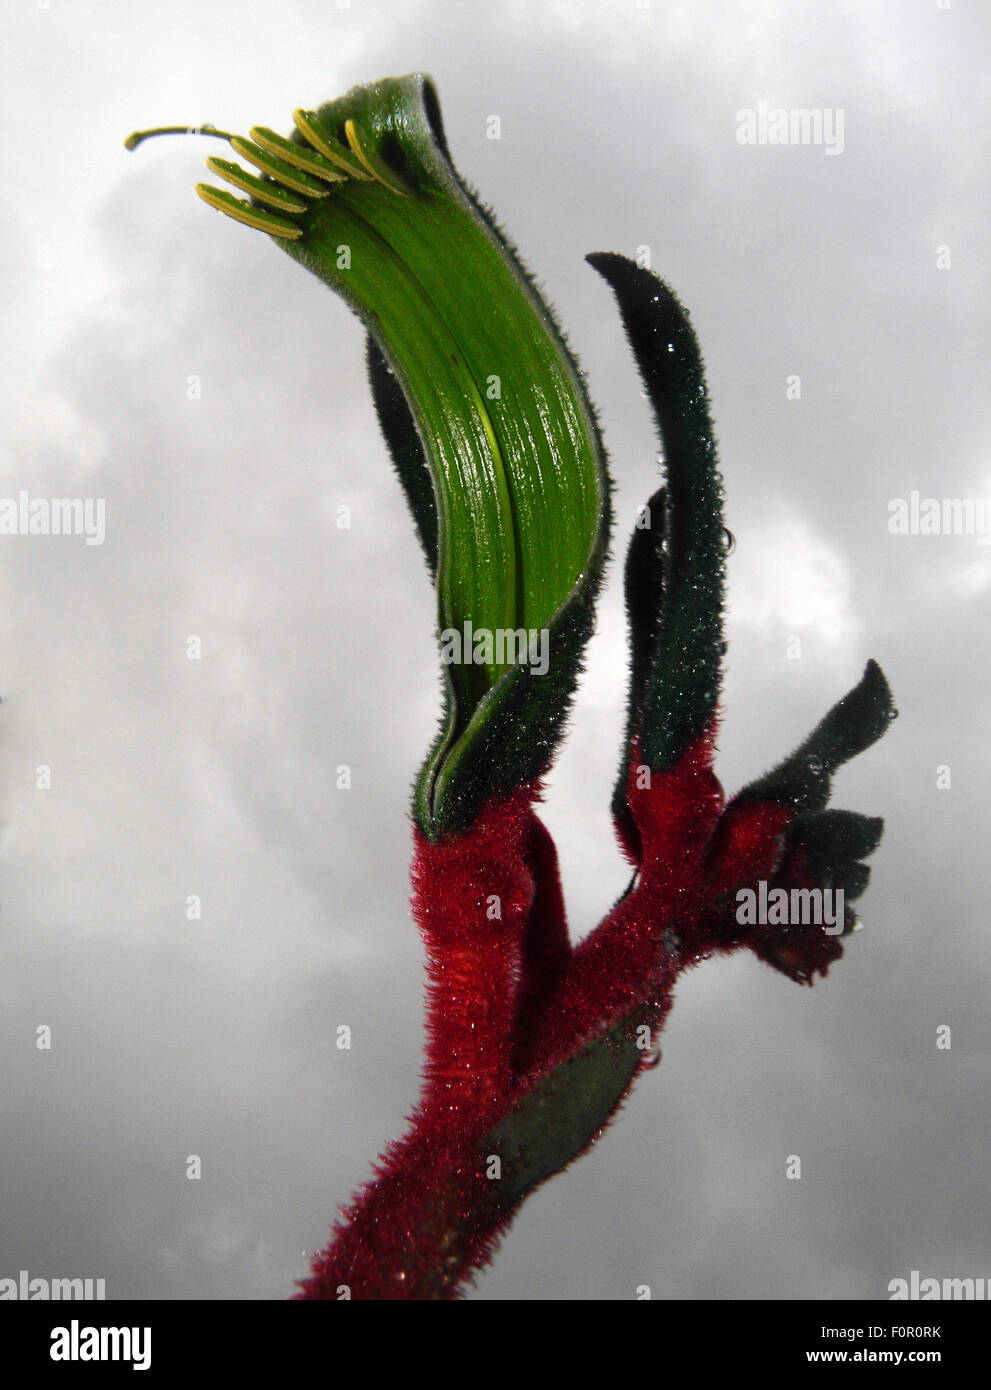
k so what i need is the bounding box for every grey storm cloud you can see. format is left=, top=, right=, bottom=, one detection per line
left=1, top=0, right=988, bottom=1301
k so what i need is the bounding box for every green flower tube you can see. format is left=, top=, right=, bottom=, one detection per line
left=143, top=74, right=610, bottom=837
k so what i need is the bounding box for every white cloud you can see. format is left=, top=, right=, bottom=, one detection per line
left=727, top=509, right=860, bottom=647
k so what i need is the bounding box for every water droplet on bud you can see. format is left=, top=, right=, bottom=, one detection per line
left=641, top=1047, right=662, bottom=1070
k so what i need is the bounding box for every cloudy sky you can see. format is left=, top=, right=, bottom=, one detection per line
left=1, top=0, right=988, bottom=1301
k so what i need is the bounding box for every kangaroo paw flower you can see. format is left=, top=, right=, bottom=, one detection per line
left=129, top=73, right=896, bottom=1300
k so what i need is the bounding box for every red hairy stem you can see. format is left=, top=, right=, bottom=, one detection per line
left=522, top=731, right=724, bottom=1073
left=411, top=785, right=543, bottom=1125
left=697, top=797, right=795, bottom=897
left=295, top=1122, right=512, bottom=1299
left=509, top=813, right=574, bottom=1076
left=296, top=730, right=846, bottom=1299
left=297, top=786, right=561, bottom=1299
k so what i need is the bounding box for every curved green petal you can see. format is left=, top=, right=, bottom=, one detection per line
left=734, top=659, right=896, bottom=813
left=192, top=74, right=609, bottom=836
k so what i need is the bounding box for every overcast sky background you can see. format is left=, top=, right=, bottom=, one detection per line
left=1, top=0, right=988, bottom=1302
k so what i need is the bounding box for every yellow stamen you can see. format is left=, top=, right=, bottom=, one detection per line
left=205, top=157, right=309, bottom=212
left=194, top=184, right=303, bottom=239
left=292, top=108, right=375, bottom=180
left=344, top=119, right=410, bottom=197
left=229, top=137, right=331, bottom=198
left=249, top=126, right=348, bottom=184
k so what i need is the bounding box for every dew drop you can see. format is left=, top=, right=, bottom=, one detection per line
left=641, top=1047, right=662, bottom=1070
left=666, top=342, right=675, bottom=353
left=807, top=756, right=823, bottom=775
left=888, top=707, right=900, bottom=720
left=851, top=917, right=864, bottom=932
left=722, top=527, right=736, bottom=555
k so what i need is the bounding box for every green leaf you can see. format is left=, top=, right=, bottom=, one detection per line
left=483, top=1015, right=647, bottom=1210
